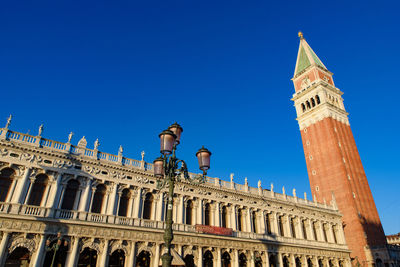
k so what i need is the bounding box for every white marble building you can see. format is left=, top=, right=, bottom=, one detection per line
left=0, top=121, right=351, bottom=267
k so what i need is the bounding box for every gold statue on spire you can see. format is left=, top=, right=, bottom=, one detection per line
left=298, top=31, right=304, bottom=39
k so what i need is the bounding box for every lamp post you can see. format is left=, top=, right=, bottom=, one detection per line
left=154, top=122, right=211, bottom=267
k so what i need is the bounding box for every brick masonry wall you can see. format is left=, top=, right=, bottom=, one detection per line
left=300, top=117, right=387, bottom=264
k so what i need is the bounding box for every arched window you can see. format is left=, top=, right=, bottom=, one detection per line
left=290, top=217, right=296, bottom=238
left=203, top=250, right=213, bottom=267
left=222, top=252, right=231, bottom=267
left=204, top=203, right=211, bottom=225
left=221, top=206, right=227, bottom=228
left=61, top=179, right=80, bottom=210
left=118, top=189, right=131, bottom=216
left=143, top=193, right=153, bottom=220
left=316, top=95, right=321, bottom=104
left=301, top=103, right=306, bottom=112
left=136, top=251, right=151, bottom=267
left=278, top=216, right=285, bottom=236
left=0, top=168, right=15, bottom=202
left=186, top=200, right=193, bottom=225
left=302, top=220, right=308, bottom=240
left=91, top=184, right=106, bottom=214
left=5, top=247, right=31, bottom=266
left=237, top=209, right=243, bottom=231
left=252, top=211, right=257, bottom=233
left=306, top=101, right=311, bottom=109
left=266, top=213, right=272, bottom=234
left=239, top=253, right=247, bottom=267
left=78, top=247, right=97, bottom=266
left=311, top=98, right=316, bottom=107
left=109, top=249, right=125, bottom=267
left=184, top=254, right=195, bottom=267
left=296, top=257, right=302, bottom=267
left=27, top=174, right=49, bottom=206
left=283, top=256, right=290, bottom=267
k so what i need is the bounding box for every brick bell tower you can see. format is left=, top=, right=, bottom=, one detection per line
left=291, top=32, right=389, bottom=266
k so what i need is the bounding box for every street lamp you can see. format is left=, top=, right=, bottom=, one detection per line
left=154, top=122, right=211, bottom=267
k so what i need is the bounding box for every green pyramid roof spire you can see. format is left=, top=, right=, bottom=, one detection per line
left=293, top=32, right=327, bottom=78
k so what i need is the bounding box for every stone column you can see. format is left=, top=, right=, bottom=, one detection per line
left=313, top=257, right=319, bottom=267
left=278, top=253, right=283, bottom=267
left=78, top=178, right=92, bottom=212
left=101, top=190, right=110, bottom=214
left=215, top=202, right=221, bottom=227
left=127, top=241, right=137, bottom=267
left=177, top=195, right=184, bottom=224
left=107, top=183, right=118, bottom=215
left=47, top=173, right=63, bottom=211
left=153, top=244, right=160, bottom=267
left=259, top=211, right=266, bottom=234
left=56, top=184, right=67, bottom=209
left=31, top=234, right=47, bottom=266
left=290, top=254, right=295, bottom=267
left=152, top=195, right=159, bottom=221
left=11, top=167, right=30, bottom=203
left=66, top=237, right=80, bottom=267
left=0, top=232, right=10, bottom=266
left=133, top=188, right=142, bottom=218
left=99, top=239, right=109, bottom=266
left=231, top=206, right=237, bottom=231
left=217, top=248, right=222, bottom=267
left=272, top=212, right=279, bottom=236
left=115, top=191, right=122, bottom=216
left=23, top=178, right=35, bottom=204
left=250, top=251, right=256, bottom=267
left=41, top=181, right=52, bottom=206
left=234, top=249, right=239, bottom=267
left=246, top=209, right=252, bottom=232
left=88, top=188, right=97, bottom=213
left=264, top=252, right=270, bottom=267
left=198, top=247, right=203, bottom=267
left=156, top=193, right=164, bottom=221
left=5, top=178, right=18, bottom=202
left=197, top=199, right=203, bottom=225
left=128, top=194, right=135, bottom=218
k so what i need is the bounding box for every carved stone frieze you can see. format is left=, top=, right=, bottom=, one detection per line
left=53, top=159, right=73, bottom=169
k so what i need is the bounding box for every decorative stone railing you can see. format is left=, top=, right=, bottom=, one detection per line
left=0, top=202, right=347, bottom=250
left=0, top=127, right=336, bottom=211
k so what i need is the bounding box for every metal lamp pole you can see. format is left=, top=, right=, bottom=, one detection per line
left=153, top=123, right=211, bottom=267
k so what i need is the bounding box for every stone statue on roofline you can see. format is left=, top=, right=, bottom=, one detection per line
left=5, top=114, right=12, bottom=128
left=94, top=139, right=100, bottom=150
left=38, top=124, right=44, bottom=136
left=67, top=132, right=74, bottom=143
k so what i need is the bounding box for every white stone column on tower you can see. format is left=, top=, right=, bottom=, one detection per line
left=66, top=237, right=80, bottom=267
left=153, top=244, right=160, bottom=267
left=41, top=180, right=52, bottom=207
left=290, top=254, right=295, bottom=267
left=88, top=188, right=97, bottom=213
left=101, top=188, right=111, bottom=215
left=133, top=188, right=142, bottom=218
left=31, top=234, right=47, bottom=266
left=197, top=199, right=203, bottom=225
left=127, top=194, right=134, bottom=218
left=0, top=232, right=10, bottom=266
left=11, top=167, right=30, bottom=203
left=217, top=248, right=222, bottom=267
left=99, top=239, right=109, bottom=266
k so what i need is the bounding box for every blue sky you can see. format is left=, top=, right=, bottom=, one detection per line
left=0, top=1, right=399, bottom=234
